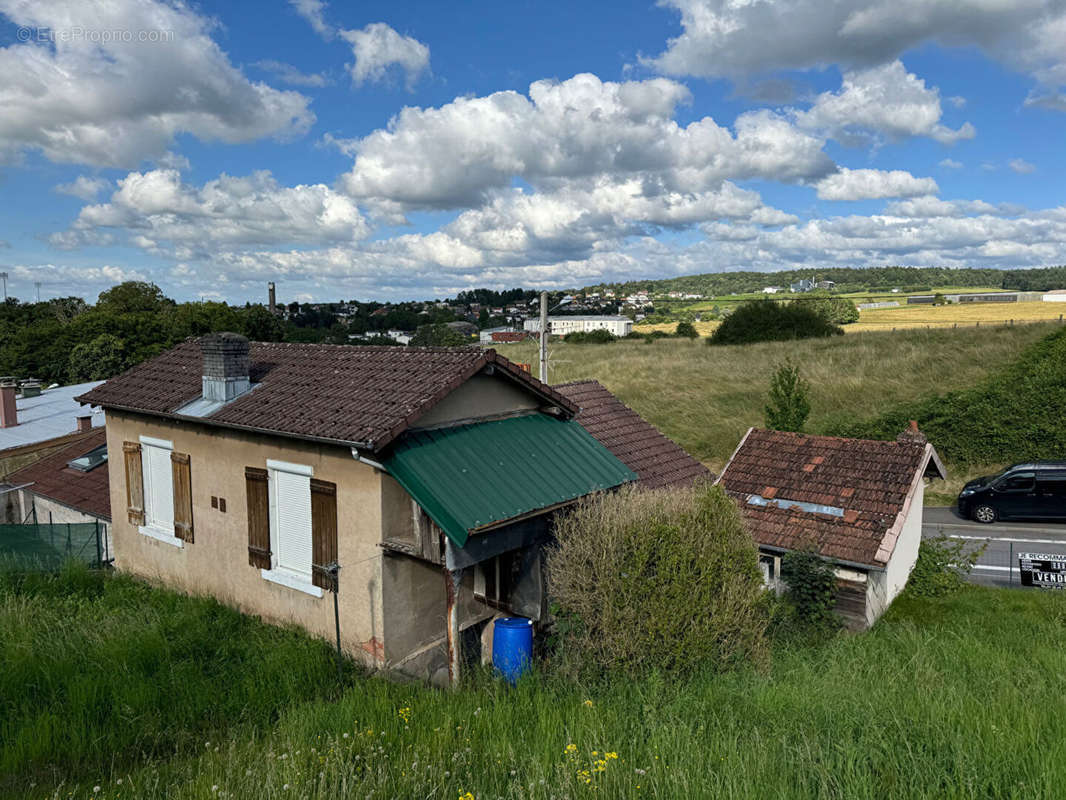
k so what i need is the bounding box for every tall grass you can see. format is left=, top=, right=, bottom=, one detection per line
left=17, top=575, right=1066, bottom=800
left=0, top=564, right=351, bottom=795
left=506, top=323, right=1052, bottom=469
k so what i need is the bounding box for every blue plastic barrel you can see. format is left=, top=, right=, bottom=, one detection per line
left=492, top=617, right=533, bottom=684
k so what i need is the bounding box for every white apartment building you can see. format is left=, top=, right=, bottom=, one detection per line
left=523, top=316, right=633, bottom=337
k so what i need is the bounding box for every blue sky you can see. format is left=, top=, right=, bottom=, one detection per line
left=1, top=0, right=1064, bottom=304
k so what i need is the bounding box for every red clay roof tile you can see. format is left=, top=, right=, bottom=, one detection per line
left=5, top=429, right=110, bottom=520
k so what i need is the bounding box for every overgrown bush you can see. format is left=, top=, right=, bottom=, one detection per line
left=764, top=359, right=811, bottom=432
left=907, top=536, right=985, bottom=597
left=547, top=484, right=768, bottom=677
left=832, top=327, right=1066, bottom=465
left=780, top=548, right=839, bottom=626
left=709, top=300, right=843, bottom=346
left=794, top=295, right=860, bottom=324
left=676, top=321, right=699, bottom=339
left=563, top=329, right=617, bottom=344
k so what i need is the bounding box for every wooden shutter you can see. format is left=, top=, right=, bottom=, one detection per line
left=123, top=441, right=144, bottom=526
left=171, top=452, right=194, bottom=543
left=310, top=478, right=338, bottom=591
left=245, top=467, right=271, bottom=569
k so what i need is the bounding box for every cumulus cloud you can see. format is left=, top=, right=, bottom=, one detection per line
left=814, top=168, right=939, bottom=201
left=55, top=175, right=112, bottom=201
left=340, top=23, right=430, bottom=90
left=339, top=73, right=833, bottom=210
left=1009, top=158, right=1037, bottom=174
left=55, top=169, right=368, bottom=253
left=939, top=158, right=963, bottom=169
left=289, top=0, right=332, bottom=38
left=648, top=0, right=1066, bottom=109
left=0, top=0, right=314, bottom=168
left=795, top=61, right=974, bottom=145
left=253, top=60, right=329, bottom=88
left=10, top=263, right=148, bottom=298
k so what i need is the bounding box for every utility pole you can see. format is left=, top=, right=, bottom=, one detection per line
left=0, top=272, right=7, bottom=301
left=538, top=290, right=549, bottom=384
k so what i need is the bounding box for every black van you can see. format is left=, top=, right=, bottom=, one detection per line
left=957, top=462, right=1066, bottom=523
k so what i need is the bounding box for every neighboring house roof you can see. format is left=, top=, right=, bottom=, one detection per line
left=716, top=427, right=946, bottom=568
left=75, top=341, right=577, bottom=453
left=556, top=380, right=711, bottom=489
left=4, top=428, right=110, bottom=521
left=0, top=381, right=105, bottom=451
left=382, top=414, right=636, bottom=547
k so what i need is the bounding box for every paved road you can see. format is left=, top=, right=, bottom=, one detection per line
left=922, top=506, right=1066, bottom=587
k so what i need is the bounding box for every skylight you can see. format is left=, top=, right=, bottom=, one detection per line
left=747, top=494, right=845, bottom=518
left=68, top=444, right=107, bottom=472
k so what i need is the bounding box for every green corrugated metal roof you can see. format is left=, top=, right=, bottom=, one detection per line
left=382, top=414, right=637, bottom=547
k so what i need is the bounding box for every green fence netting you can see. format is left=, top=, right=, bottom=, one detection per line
left=0, top=521, right=109, bottom=570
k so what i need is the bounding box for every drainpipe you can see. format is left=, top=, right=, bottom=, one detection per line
left=444, top=565, right=464, bottom=688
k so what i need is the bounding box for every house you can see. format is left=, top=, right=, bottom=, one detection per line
left=790, top=279, right=815, bottom=293
left=0, top=379, right=106, bottom=479
left=1, top=428, right=112, bottom=560
left=761, top=286, right=782, bottom=294
left=490, top=331, right=532, bottom=344
left=716, top=424, right=946, bottom=630
left=478, top=326, right=513, bottom=344
left=523, top=316, right=633, bottom=337
left=385, top=329, right=413, bottom=345
left=75, top=334, right=703, bottom=685
left=816, top=280, right=836, bottom=290
left=445, top=320, right=478, bottom=338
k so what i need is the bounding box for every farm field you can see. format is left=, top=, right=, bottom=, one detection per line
left=4, top=566, right=1066, bottom=800
left=850, top=300, right=1066, bottom=331
left=501, top=323, right=1054, bottom=471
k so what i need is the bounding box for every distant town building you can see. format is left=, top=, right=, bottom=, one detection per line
left=762, top=286, right=782, bottom=294
left=816, top=280, right=836, bottom=290
left=479, top=326, right=514, bottom=344
left=1043, top=290, right=1066, bottom=302
left=523, top=316, right=633, bottom=337
left=790, top=279, right=815, bottom=293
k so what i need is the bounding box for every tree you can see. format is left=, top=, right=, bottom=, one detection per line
left=96, top=282, right=169, bottom=314
left=409, top=323, right=469, bottom=347
left=764, top=359, right=811, bottom=432
left=477, top=307, right=490, bottom=328
left=240, top=305, right=285, bottom=342
left=709, top=299, right=843, bottom=346
left=67, top=333, right=128, bottom=382
left=675, top=321, right=699, bottom=339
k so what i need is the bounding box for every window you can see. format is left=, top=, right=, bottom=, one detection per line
left=1038, top=474, right=1066, bottom=496
left=998, top=472, right=1035, bottom=492
left=263, top=459, right=320, bottom=597
left=140, top=436, right=176, bottom=542
left=68, top=444, right=107, bottom=472
left=474, top=551, right=520, bottom=611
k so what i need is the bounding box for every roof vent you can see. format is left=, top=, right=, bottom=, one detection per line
left=200, top=332, right=251, bottom=402
left=896, top=420, right=927, bottom=445
left=20, top=379, right=41, bottom=398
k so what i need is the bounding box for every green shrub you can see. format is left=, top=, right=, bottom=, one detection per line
left=563, top=329, right=617, bottom=344
left=832, top=327, right=1066, bottom=465
left=780, top=548, right=839, bottom=626
left=709, top=300, right=843, bottom=346
left=546, top=484, right=768, bottom=677
left=764, top=359, right=811, bottom=432
left=907, top=536, right=986, bottom=597
left=794, top=295, right=860, bottom=324
left=675, top=321, right=699, bottom=339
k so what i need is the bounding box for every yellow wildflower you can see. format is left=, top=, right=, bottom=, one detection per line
left=606, top=752, right=618, bottom=760
left=565, top=743, right=578, bottom=754
left=583, top=699, right=594, bottom=707
left=458, top=793, right=475, bottom=800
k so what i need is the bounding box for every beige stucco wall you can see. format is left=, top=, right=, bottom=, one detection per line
left=411, top=374, right=539, bottom=428
left=104, top=410, right=386, bottom=668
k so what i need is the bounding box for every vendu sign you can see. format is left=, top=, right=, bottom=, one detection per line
left=1018, top=552, right=1066, bottom=589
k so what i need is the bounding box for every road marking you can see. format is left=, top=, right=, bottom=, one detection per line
left=972, top=565, right=1017, bottom=573
left=945, top=534, right=1066, bottom=546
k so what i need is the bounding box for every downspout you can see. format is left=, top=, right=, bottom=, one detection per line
left=444, top=564, right=464, bottom=688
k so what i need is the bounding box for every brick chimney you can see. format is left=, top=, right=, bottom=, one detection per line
left=0, top=380, right=16, bottom=428
left=200, top=332, right=251, bottom=402
left=76, top=414, right=93, bottom=432
left=896, top=420, right=927, bottom=445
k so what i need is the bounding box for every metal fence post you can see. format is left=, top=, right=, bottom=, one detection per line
left=95, top=519, right=101, bottom=567
left=1009, top=542, right=1013, bottom=586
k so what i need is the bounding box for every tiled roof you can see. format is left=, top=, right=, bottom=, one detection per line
left=717, top=427, right=942, bottom=567
left=556, top=380, right=711, bottom=489
left=5, top=429, right=110, bottom=521
left=75, top=340, right=577, bottom=453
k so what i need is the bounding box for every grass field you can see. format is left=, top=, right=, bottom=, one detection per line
left=501, top=323, right=1054, bottom=472
left=6, top=567, right=1066, bottom=799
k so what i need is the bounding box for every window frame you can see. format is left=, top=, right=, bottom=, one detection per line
left=138, top=435, right=182, bottom=548
left=261, top=458, right=322, bottom=598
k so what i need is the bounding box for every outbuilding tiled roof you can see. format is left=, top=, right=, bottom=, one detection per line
left=716, top=427, right=944, bottom=567
left=75, top=341, right=577, bottom=453
left=556, top=380, right=711, bottom=489
left=5, top=428, right=110, bottom=521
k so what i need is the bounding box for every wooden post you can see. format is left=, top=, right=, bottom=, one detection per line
left=444, top=566, right=464, bottom=688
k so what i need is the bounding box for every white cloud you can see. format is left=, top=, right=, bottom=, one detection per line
left=339, top=23, right=430, bottom=90
left=648, top=0, right=1066, bottom=109
left=939, top=158, right=963, bottom=169
left=254, top=60, right=329, bottom=88
left=815, top=168, right=939, bottom=201
left=55, top=169, right=368, bottom=253
left=55, top=175, right=111, bottom=201
left=794, top=61, right=974, bottom=145
left=1009, top=158, right=1037, bottom=174
left=10, top=263, right=148, bottom=298
left=339, top=73, right=833, bottom=210
left=0, top=0, right=314, bottom=167
left=288, top=0, right=332, bottom=39
left=883, top=197, right=1025, bottom=218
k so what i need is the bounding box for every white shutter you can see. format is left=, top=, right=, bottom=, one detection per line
left=140, top=439, right=174, bottom=531
left=272, top=468, right=313, bottom=579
